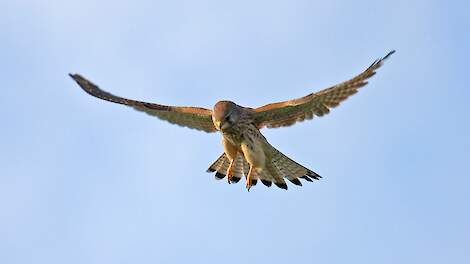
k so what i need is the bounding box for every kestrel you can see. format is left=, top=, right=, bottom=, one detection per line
left=70, top=50, right=394, bottom=191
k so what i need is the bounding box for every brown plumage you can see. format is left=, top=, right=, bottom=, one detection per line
left=70, top=50, right=394, bottom=191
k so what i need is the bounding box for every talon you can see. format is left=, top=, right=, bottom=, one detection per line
left=246, top=180, right=252, bottom=192
left=246, top=166, right=253, bottom=192
left=227, top=170, right=233, bottom=184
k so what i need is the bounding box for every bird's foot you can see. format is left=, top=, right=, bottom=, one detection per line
left=245, top=179, right=252, bottom=192
left=245, top=166, right=253, bottom=192
left=227, top=169, right=233, bottom=184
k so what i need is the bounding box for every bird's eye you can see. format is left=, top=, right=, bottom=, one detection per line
left=224, top=115, right=231, bottom=122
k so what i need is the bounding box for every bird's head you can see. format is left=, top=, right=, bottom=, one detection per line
left=212, top=101, right=241, bottom=131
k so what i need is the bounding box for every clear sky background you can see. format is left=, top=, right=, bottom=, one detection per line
left=1, top=0, right=469, bottom=263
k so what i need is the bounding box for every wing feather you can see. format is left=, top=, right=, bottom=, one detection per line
left=70, top=74, right=217, bottom=133
left=253, top=51, right=395, bottom=128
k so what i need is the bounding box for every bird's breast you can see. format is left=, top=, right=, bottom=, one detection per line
left=222, top=131, right=243, bottom=147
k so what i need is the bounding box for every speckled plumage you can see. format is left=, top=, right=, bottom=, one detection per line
left=70, top=51, right=394, bottom=191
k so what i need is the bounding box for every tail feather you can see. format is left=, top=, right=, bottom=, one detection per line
left=266, top=145, right=322, bottom=182
left=265, top=162, right=288, bottom=190
left=207, top=145, right=321, bottom=190
left=207, top=153, right=245, bottom=183
left=207, top=154, right=226, bottom=173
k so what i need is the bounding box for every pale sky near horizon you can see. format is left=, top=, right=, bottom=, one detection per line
left=1, top=0, right=469, bottom=263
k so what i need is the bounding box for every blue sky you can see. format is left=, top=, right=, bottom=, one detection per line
left=1, top=0, right=469, bottom=263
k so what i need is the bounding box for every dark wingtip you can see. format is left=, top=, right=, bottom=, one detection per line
left=69, top=73, right=86, bottom=88
left=383, top=50, right=396, bottom=60
left=69, top=73, right=81, bottom=81
left=306, top=170, right=322, bottom=180
left=69, top=73, right=78, bottom=82
left=300, top=175, right=313, bottom=182
left=207, top=168, right=216, bottom=173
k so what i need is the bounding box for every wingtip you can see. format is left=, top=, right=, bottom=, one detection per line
left=306, top=170, right=322, bottom=180
left=368, top=50, right=395, bottom=70
left=68, top=73, right=82, bottom=83
left=383, top=50, right=396, bottom=60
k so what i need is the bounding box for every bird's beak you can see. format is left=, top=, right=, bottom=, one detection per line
left=215, top=121, right=221, bottom=130
left=214, top=120, right=230, bottom=131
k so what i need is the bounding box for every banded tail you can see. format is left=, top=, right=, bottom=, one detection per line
left=207, top=145, right=321, bottom=190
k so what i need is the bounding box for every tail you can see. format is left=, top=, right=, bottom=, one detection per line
left=207, top=145, right=321, bottom=190
left=264, top=145, right=321, bottom=189
left=206, top=153, right=248, bottom=184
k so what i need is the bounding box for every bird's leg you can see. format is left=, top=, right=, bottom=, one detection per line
left=226, top=158, right=236, bottom=184
left=246, top=166, right=254, bottom=191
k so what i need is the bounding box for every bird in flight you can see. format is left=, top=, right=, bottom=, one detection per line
left=70, top=50, right=394, bottom=191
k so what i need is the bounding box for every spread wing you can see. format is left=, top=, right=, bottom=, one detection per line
left=253, top=50, right=395, bottom=129
left=69, top=74, right=217, bottom=133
